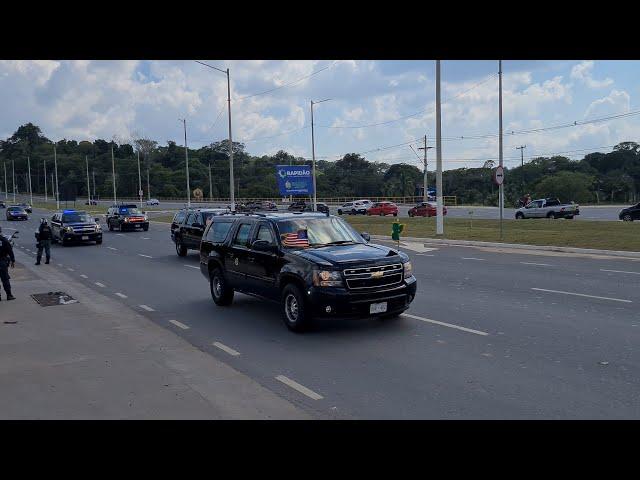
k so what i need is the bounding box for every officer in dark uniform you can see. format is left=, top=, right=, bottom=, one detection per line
left=0, top=225, right=16, bottom=301
left=35, top=218, right=52, bottom=265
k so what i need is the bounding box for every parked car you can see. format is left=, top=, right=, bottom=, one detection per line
left=367, top=201, right=398, bottom=216
left=106, top=204, right=149, bottom=231
left=146, top=198, right=160, bottom=206
left=199, top=212, right=417, bottom=332
left=619, top=202, right=640, bottom=221
left=171, top=207, right=229, bottom=256
left=85, top=199, right=98, bottom=205
left=408, top=202, right=447, bottom=217
left=315, top=202, right=329, bottom=214
left=337, top=201, right=367, bottom=215
left=355, top=199, right=373, bottom=210
left=6, top=206, right=28, bottom=221
left=515, top=198, right=579, bottom=219
left=50, top=210, right=102, bottom=246
left=287, top=200, right=311, bottom=212
left=239, top=200, right=278, bottom=212
left=17, top=202, right=32, bottom=213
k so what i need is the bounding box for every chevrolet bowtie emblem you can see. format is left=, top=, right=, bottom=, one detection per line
left=371, top=271, right=383, bottom=279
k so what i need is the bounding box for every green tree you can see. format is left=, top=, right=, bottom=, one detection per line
left=534, top=171, right=595, bottom=203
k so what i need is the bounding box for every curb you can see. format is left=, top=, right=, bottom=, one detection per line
left=371, top=235, right=640, bottom=259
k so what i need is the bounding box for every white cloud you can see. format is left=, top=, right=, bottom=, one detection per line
left=571, top=61, right=614, bottom=88
left=584, top=89, right=630, bottom=118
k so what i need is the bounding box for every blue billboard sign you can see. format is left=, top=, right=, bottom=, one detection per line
left=275, top=165, right=314, bottom=196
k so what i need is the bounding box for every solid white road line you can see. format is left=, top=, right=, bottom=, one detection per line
left=67, top=268, right=74, bottom=272
left=184, top=265, right=199, bottom=269
left=275, top=375, right=324, bottom=401
left=531, top=287, right=632, bottom=303
left=95, top=282, right=106, bottom=288
left=601, top=269, right=640, bottom=275
left=462, top=257, right=485, bottom=261
left=107, top=247, right=117, bottom=251
left=139, top=304, right=155, bottom=312
left=138, top=254, right=153, bottom=258
left=142, top=237, right=151, bottom=240
left=80, top=274, right=88, bottom=279
left=116, top=234, right=124, bottom=236
left=114, top=292, right=128, bottom=299
left=521, top=262, right=552, bottom=266
left=402, top=313, right=489, bottom=336
left=169, top=319, right=189, bottom=330
left=416, top=253, right=435, bottom=257
left=212, top=342, right=240, bottom=356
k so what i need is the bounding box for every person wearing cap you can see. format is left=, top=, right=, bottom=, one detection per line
left=0, top=225, right=16, bottom=301
left=35, top=218, right=52, bottom=265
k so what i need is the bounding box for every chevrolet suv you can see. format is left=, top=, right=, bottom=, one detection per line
left=106, top=204, right=149, bottom=231
left=199, top=212, right=417, bottom=332
left=51, top=210, right=102, bottom=246
left=171, top=207, right=230, bottom=256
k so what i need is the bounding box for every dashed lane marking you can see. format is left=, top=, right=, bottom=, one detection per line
left=462, top=257, right=486, bottom=261
left=169, top=319, right=189, bottom=330
left=601, top=269, right=640, bottom=275
left=67, top=268, right=74, bottom=272
left=107, top=247, right=117, bottom=251
left=275, top=375, right=323, bottom=401
left=521, top=262, right=552, bottom=266
left=416, top=254, right=435, bottom=257
left=138, top=254, right=153, bottom=258
left=80, top=274, right=88, bottom=279
left=531, top=287, right=632, bottom=303
left=114, top=292, right=127, bottom=299
left=139, top=304, right=155, bottom=312
left=402, top=313, right=489, bottom=336
left=212, top=342, right=240, bottom=356
left=95, top=282, right=106, bottom=288
left=184, top=265, right=199, bottom=269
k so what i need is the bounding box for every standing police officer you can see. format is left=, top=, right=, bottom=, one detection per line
left=35, top=218, right=52, bottom=265
left=0, top=225, right=16, bottom=301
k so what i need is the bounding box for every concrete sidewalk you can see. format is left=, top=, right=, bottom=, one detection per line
left=0, top=252, right=311, bottom=419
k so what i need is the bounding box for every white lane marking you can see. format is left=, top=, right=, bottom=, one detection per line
left=107, top=247, right=117, bottom=251
left=402, top=313, right=489, bottom=336
left=114, top=292, right=128, bottom=299
left=67, top=268, right=75, bottom=272
left=57, top=263, right=63, bottom=267
left=275, top=375, right=323, bottom=401
left=139, top=304, right=155, bottom=312
left=521, top=262, right=552, bottom=266
left=26, top=249, right=31, bottom=253
left=400, top=241, right=437, bottom=253
left=462, top=257, right=485, bottom=261
left=95, top=282, right=106, bottom=288
left=531, top=288, right=632, bottom=303
left=601, top=269, right=640, bottom=275
left=138, top=254, right=153, bottom=258
left=184, top=265, right=199, bottom=269
left=213, top=342, right=240, bottom=356
left=416, top=254, right=435, bottom=257
left=80, top=274, right=88, bottom=279
left=169, top=319, right=189, bottom=329
left=142, top=237, right=151, bottom=240
left=116, top=234, right=124, bottom=236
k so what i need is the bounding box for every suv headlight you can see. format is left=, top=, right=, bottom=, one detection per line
left=403, top=261, right=413, bottom=279
left=312, top=270, right=344, bottom=287
left=95, top=224, right=101, bottom=231
left=64, top=226, right=74, bottom=233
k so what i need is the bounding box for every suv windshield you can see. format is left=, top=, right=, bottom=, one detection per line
left=62, top=213, right=94, bottom=223
left=119, top=207, right=142, bottom=215
left=276, top=217, right=363, bottom=247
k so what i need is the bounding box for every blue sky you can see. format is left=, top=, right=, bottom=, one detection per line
left=0, top=60, right=638, bottom=171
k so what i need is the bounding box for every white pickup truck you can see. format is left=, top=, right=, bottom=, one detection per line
left=515, top=198, right=580, bottom=219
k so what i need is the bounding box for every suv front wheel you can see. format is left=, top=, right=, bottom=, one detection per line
left=175, top=239, right=187, bottom=256
left=282, top=283, right=311, bottom=332
left=210, top=268, right=234, bottom=306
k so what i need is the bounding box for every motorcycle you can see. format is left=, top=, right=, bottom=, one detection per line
left=1, top=230, right=19, bottom=246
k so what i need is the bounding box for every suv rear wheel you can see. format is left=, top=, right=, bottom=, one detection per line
left=546, top=212, right=556, bottom=219
left=175, top=239, right=187, bottom=256
left=623, top=214, right=633, bottom=222
left=210, top=268, right=234, bottom=306
left=282, top=283, right=311, bottom=332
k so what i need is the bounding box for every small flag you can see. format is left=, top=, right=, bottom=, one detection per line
left=282, top=229, right=309, bottom=247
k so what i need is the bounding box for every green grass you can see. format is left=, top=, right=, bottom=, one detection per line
left=344, top=216, right=640, bottom=252
left=29, top=201, right=103, bottom=215
left=149, top=214, right=175, bottom=223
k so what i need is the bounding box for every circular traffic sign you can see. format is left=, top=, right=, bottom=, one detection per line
left=493, top=166, right=505, bottom=185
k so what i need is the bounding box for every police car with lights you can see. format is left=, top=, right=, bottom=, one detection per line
left=106, top=204, right=150, bottom=231
left=199, top=211, right=417, bottom=332
left=50, top=210, right=102, bottom=246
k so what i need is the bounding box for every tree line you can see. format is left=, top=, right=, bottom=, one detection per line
left=1, top=123, right=638, bottom=205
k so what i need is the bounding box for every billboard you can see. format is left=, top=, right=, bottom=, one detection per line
left=275, top=165, right=314, bottom=196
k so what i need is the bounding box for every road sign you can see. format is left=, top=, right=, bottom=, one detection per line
left=493, top=166, right=505, bottom=185
left=275, top=165, right=313, bottom=196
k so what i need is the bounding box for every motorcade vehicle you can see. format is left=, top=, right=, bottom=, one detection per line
left=17, top=202, right=32, bottom=213
left=619, top=202, right=640, bottom=221
left=146, top=198, right=160, bottom=206
left=408, top=202, right=448, bottom=217
left=337, top=201, right=368, bottom=215
left=171, top=207, right=230, bottom=256
left=50, top=210, right=102, bottom=246
left=367, top=201, right=398, bottom=216
left=6, top=206, right=28, bottom=221
left=239, top=200, right=278, bottom=212
left=199, top=212, right=417, bottom=332
left=106, top=204, right=149, bottom=231
left=515, top=198, right=580, bottom=219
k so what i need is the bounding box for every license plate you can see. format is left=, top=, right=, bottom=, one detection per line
left=82, top=236, right=89, bottom=240
left=370, top=302, right=388, bottom=314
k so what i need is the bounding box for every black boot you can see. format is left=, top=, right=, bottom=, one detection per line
left=45, top=258, right=50, bottom=264
left=6, top=294, right=15, bottom=300
left=36, top=260, right=41, bottom=265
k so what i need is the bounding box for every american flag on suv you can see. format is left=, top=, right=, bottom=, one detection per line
left=282, top=229, right=309, bottom=247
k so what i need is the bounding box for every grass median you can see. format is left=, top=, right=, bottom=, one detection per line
left=344, top=216, right=640, bottom=252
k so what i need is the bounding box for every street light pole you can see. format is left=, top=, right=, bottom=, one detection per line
left=209, top=161, right=213, bottom=201
left=137, top=149, right=143, bottom=209
left=12, top=159, right=16, bottom=203
left=226, top=69, right=235, bottom=211
left=310, top=98, right=330, bottom=212
left=3, top=161, right=8, bottom=200
left=180, top=118, right=191, bottom=207
left=86, top=155, right=91, bottom=205
left=27, top=156, right=33, bottom=206
left=516, top=145, right=526, bottom=192
left=53, top=143, right=60, bottom=209
left=44, top=158, right=47, bottom=203
left=498, top=60, right=504, bottom=240
left=418, top=135, right=433, bottom=202
left=111, top=146, right=117, bottom=204
left=435, top=60, right=444, bottom=236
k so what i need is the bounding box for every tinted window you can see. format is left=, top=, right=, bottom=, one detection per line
left=206, top=221, right=233, bottom=243
left=62, top=213, right=93, bottom=223
left=174, top=211, right=186, bottom=224
left=233, top=224, right=252, bottom=247
left=256, top=224, right=275, bottom=244
left=186, top=213, right=196, bottom=226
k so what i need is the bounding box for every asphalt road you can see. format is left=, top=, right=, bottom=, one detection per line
left=4, top=209, right=640, bottom=418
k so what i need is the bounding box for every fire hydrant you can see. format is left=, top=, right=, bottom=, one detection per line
left=391, top=219, right=404, bottom=248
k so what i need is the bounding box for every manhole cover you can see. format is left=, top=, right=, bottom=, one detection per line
left=31, top=292, right=79, bottom=307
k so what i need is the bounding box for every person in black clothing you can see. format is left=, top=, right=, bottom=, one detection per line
left=35, top=218, right=52, bottom=265
left=0, top=225, right=16, bottom=301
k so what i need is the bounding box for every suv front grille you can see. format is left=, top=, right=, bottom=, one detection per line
left=343, top=263, right=403, bottom=290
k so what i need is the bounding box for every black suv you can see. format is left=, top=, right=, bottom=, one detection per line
left=619, top=202, right=640, bottom=221
left=51, top=210, right=102, bottom=246
left=171, top=207, right=230, bottom=256
left=199, top=212, right=417, bottom=332
left=238, top=200, right=278, bottom=212
left=287, top=200, right=329, bottom=214
left=106, top=204, right=149, bottom=231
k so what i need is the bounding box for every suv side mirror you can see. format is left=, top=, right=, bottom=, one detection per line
left=252, top=239, right=275, bottom=252
left=361, top=232, right=371, bottom=242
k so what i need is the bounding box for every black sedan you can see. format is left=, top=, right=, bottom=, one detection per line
left=6, top=206, right=28, bottom=220
left=619, top=202, right=640, bottom=221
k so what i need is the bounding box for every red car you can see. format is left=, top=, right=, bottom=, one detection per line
left=408, top=202, right=447, bottom=217
left=367, top=201, right=398, bottom=216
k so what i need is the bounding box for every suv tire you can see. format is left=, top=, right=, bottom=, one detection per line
left=515, top=212, right=524, bottom=219
left=210, top=268, right=234, bottom=306
left=175, top=239, right=187, bottom=257
left=282, top=283, right=311, bottom=332
left=623, top=214, right=633, bottom=222
left=143, top=225, right=149, bottom=231
left=108, top=221, right=114, bottom=231
left=546, top=212, right=556, bottom=219
left=337, top=209, right=342, bottom=215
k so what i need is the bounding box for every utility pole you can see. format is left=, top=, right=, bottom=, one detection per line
left=12, top=159, right=16, bottom=203
left=310, top=98, right=331, bottom=212
left=27, top=156, right=33, bottom=206
left=516, top=145, right=526, bottom=192
left=137, top=149, right=143, bottom=209
left=3, top=162, right=7, bottom=200
left=44, top=159, right=47, bottom=202
left=146, top=167, right=150, bottom=201
left=180, top=118, right=191, bottom=207
left=498, top=60, right=504, bottom=240
left=54, top=144, right=60, bottom=209
left=209, top=161, right=213, bottom=201
left=85, top=155, right=91, bottom=205
left=418, top=135, right=433, bottom=202
left=111, top=146, right=117, bottom=204
left=435, top=60, right=444, bottom=236
left=92, top=169, right=96, bottom=200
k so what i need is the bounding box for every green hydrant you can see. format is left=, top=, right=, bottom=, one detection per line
left=391, top=219, right=404, bottom=248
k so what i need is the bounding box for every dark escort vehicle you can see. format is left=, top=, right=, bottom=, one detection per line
left=106, top=204, right=150, bottom=231
left=199, top=212, right=416, bottom=332
left=171, top=207, right=230, bottom=256
left=51, top=210, right=102, bottom=246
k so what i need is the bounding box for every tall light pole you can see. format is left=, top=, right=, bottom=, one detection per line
left=92, top=169, right=96, bottom=200
left=179, top=118, right=191, bottom=207
left=12, top=159, right=16, bottom=203
left=136, top=149, right=143, bottom=209
left=209, top=161, right=213, bottom=201
left=310, top=98, right=331, bottom=211
left=418, top=135, right=433, bottom=202
left=111, top=146, right=117, bottom=204
left=3, top=161, right=8, bottom=200
left=53, top=143, right=60, bottom=209
left=498, top=60, right=504, bottom=240
left=85, top=155, right=91, bottom=205
left=44, top=158, right=47, bottom=202
left=27, top=156, right=33, bottom=206
left=516, top=145, right=526, bottom=192
left=435, top=60, right=444, bottom=236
